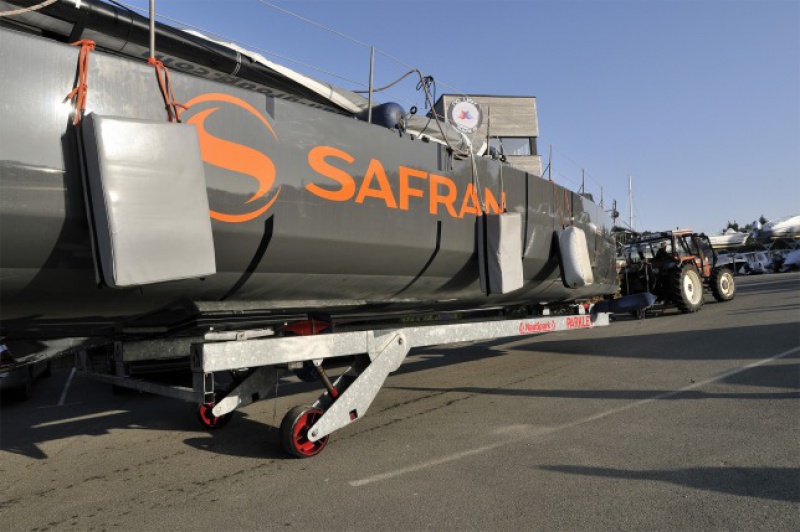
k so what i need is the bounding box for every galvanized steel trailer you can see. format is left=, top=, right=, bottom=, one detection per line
left=78, top=307, right=609, bottom=457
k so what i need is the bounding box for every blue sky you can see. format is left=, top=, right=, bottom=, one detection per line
left=128, top=0, right=799, bottom=234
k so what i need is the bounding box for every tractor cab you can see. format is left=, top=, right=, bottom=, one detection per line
left=620, top=229, right=734, bottom=313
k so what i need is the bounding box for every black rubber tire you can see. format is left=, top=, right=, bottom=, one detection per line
left=196, top=396, right=234, bottom=430
left=11, top=367, right=35, bottom=401
left=710, top=267, right=736, bottom=302
left=672, top=265, right=704, bottom=313
left=280, top=405, right=328, bottom=458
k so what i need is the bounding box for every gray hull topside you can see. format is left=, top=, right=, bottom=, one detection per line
left=0, top=26, right=618, bottom=340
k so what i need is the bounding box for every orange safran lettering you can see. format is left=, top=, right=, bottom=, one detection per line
left=458, top=183, right=482, bottom=218
left=484, top=189, right=506, bottom=215
left=429, top=173, right=458, bottom=218
left=306, top=146, right=356, bottom=201
left=355, top=158, right=398, bottom=209
left=184, top=93, right=281, bottom=223
left=398, top=166, right=427, bottom=210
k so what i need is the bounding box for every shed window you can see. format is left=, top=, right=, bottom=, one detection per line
left=489, top=137, right=533, bottom=157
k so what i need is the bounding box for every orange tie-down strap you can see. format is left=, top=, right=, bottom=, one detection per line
left=65, top=40, right=96, bottom=126
left=148, top=57, right=187, bottom=123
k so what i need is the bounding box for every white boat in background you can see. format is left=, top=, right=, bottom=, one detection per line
left=756, top=214, right=800, bottom=244
left=708, top=228, right=751, bottom=249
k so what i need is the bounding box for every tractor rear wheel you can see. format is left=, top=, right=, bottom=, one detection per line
left=710, top=267, right=736, bottom=302
left=672, top=265, right=704, bottom=313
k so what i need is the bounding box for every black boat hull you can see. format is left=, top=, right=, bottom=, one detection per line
left=0, top=23, right=617, bottom=345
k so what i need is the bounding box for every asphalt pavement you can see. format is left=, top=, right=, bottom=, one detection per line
left=1, top=272, right=798, bottom=531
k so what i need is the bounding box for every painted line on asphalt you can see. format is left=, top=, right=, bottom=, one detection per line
left=57, top=367, right=76, bottom=406
left=349, top=346, right=800, bottom=487
left=32, top=410, right=128, bottom=428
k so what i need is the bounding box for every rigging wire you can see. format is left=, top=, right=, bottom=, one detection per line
left=113, top=1, right=366, bottom=87
left=541, top=139, right=606, bottom=191
left=255, top=0, right=371, bottom=49
left=539, top=135, right=626, bottom=208
left=0, top=0, right=57, bottom=17
left=252, top=0, right=473, bottom=100
left=255, top=0, right=473, bottom=101
left=122, top=0, right=476, bottom=111
left=114, top=1, right=422, bottom=109
left=353, top=69, right=417, bottom=94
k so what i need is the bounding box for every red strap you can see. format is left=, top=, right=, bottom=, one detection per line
left=148, top=57, right=187, bottom=123
left=65, top=40, right=96, bottom=126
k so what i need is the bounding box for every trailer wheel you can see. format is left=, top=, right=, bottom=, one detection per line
left=10, top=367, right=35, bottom=401
left=280, top=405, right=328, bottom=458
left=710, top=267, right=736, bottom=302
left=672, top=265, right=704, bottom=313
left=196, top=398, right=233, bottom=430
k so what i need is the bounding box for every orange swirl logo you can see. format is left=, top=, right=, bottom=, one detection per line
left=184, top=93, right=281, bottom=223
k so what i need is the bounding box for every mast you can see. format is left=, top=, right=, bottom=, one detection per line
left=581, top=168, right=585, bottom=195
left=628, top=175, right=635, bottom=230
left=367, top=46, right=375, bottom=124
left=149, top=0, right=156, bottom=58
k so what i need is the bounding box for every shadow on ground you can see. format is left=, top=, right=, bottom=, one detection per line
left=540, top=464, right=800, bottom=503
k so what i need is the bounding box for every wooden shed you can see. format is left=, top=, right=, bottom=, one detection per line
left=433, top=94, right=542, bottom=177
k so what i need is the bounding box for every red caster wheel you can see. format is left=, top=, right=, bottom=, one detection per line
left=196, top=398, right=233, bottom=430
left=280, top=405, right=328, bottom=458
